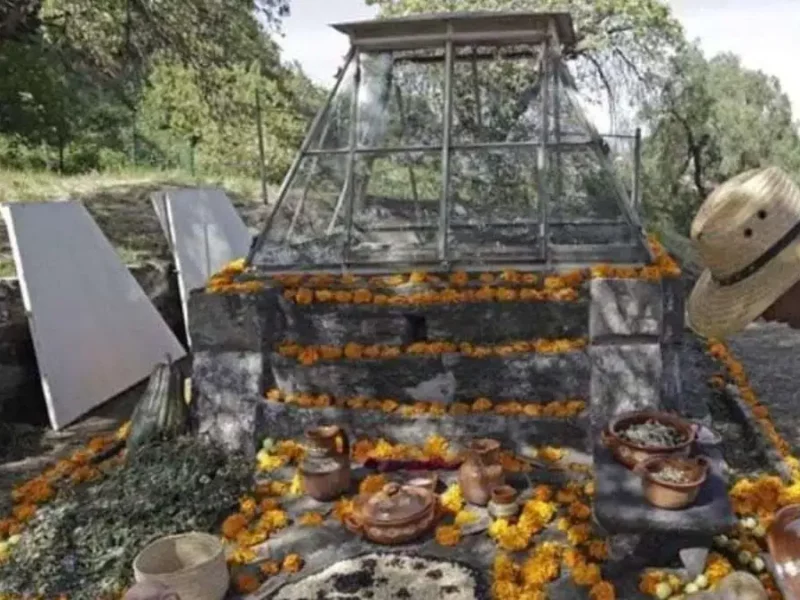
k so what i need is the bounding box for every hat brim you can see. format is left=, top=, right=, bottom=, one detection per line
left=688, top=241, right=800, bottom=339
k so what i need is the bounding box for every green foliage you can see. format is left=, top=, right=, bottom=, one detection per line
left=641, top=42, right=800, bottom=234
left=0, top=0, right=321, bottom=179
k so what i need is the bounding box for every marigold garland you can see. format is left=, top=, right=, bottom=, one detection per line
left=277, top=338, right=588, bottom=366
left=263, top=388, right=586, bottom=421
left=206, top=236, right=679, bottom=296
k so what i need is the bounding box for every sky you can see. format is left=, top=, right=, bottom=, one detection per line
left=276, top=0, right=800, bottom=129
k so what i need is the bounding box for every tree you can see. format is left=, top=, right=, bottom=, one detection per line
left=364, top=0, right=684, bottom=120
left=642, top=43, right=800, bottom=234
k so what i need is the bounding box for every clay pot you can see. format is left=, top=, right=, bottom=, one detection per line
left=403, top=471, right=438, bottom=494
left=458, top=438, right=505, bottom=506
left=488, top=485, right=519, bottom=519
left=300, top=425, right=351, bottom=501
left=635, top=455, right=709, bottom=510
left=603, top=410, right=698, bottom=469
left=766, top=504, right=800, bottom=600
left=344, top=482, right=438, bottom=545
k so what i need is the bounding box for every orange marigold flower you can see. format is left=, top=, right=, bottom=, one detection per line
left=359, top=474, right=388, bottom=495
left=221, top=513, right=249, bottom=539
left=435, top=525, right=462, bottom=547
left=233, top=573, right=261, bottom=594
left=282, top=553, right=304, bottom=573
left=589, top=580, right=615, bottom=600
left=260, top=559, right=281, bottom=576
left=298, top=512, right=325, bottom=527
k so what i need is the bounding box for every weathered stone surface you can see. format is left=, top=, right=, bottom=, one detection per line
left=592, top=444, right=735, bottom=536
left=189, top=289, right=278, bottom=352
left=423, top=300, right=588, bottom=342
left=660, top=343, right=684, bottom=414
left=589, top=278, right=662, bottom=341
left=256, top=399, right=589, bottom=453
left=278, top=299, right=588, bottom=346
left=278, top=300, right=414, bottom=346
left=192, top=350, right=266, bottom=456
left=270, top=351, right=590, bottom=403
left=589, top=343, right=662, bottom=430
left=661, top=277, right=685, bottom=344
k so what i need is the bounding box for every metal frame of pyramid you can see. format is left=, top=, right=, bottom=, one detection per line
left=247, top=11, right=651, bottom=273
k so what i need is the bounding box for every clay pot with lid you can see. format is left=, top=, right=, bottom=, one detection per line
left=300, top=425, right=351, bottom=501
left=602, top=410, right=698, bottom=470
left=458, top=438, right=505, bottom=506
left=344, top=483, right=438, bottom=545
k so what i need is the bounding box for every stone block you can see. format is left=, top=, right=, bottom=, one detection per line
left=192, top=350, right=266, bottom=456
left=593, top=444, right=735, bottom=536
left=189, top=289, right=278, bottom=352
left=660, top=343, right=685, bottom=414
left=661, top=277, right=685, bottom=344
left=423, top=300, right=588, bottom=342
left=256, top=398, right=589, bottom=453
left=278, top=300, right=414, bottom=346
left=589, top=278, right=662, bottom=341
left=589, top=343, right=662, bottom=430
left=270, top=350, right=590, bottom=403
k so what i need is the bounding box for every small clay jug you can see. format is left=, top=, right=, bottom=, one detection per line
left=458, top=438, right=505, bottom=506
left=300, top=425, right=351, bottom=501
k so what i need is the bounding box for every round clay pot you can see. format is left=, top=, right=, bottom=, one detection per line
left=490, top=485, right=518, bottom=505
left=766, top=504, right=800, bottom=600
left=635, top=455, right=710, bottom=510
left=344, top=483, right=438, bottom=545
left=603, top=410, right=698, bottom=469
left=300, top=425, right=351, bottom=501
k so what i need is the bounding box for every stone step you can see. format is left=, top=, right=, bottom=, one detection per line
left=256, top=397, right=590, bottom=454
left=269, top=349, right=589, bottom=403
left=278, top=296, right=588, bottom=346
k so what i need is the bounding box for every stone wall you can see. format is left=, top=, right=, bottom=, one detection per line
left=0, top=261, right=185, bottom=420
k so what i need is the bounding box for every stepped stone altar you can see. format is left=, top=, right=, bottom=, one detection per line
left=188, top=265, right=684, bottom=457
left=186, top=10, right=687, bottom=458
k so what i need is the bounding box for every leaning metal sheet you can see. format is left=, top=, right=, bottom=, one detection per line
left=161, top=188, right=252, bottom=347
left=1, top=201, right=186, bottom=430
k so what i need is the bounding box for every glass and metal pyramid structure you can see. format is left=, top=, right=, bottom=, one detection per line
left=247, top=11, right=650, bottom=272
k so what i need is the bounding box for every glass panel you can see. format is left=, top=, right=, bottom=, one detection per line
left=307, top=57, right=357, bottom=151
left=549, top=142, right=624, bottom=221
left=446, top=148, right=542, bottom=260
left=451, top=44, right=544, bottom=144
left=347, top=150, right=441, bottom=263
left=357, top=48, right=445, bottom=149
left=256, top=153, right=349, bottom=267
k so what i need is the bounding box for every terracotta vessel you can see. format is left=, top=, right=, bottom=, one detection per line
left=635, top=455, right=709, bottom=510
left=458, top=438, right=505, bottom=506
left=300, top=425, right=351, bottom=501
left=344, top=482, right=438, bottom=545
left=403, top=471, right=438, bottom=494
left=603, top=410, right=698, bottom=469
left=488, top=485, right=519, bottom=519
left=766, top=504, right=800, bottom=600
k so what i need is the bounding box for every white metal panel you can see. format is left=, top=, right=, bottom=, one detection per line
left=1, top=201, right=186, bottom=430
left=161, top=188, right=252, bottom=348
left=151, top=191, right=172, bottom=250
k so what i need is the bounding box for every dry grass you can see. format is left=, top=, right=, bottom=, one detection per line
left=0, top=169, right=275, bottom=277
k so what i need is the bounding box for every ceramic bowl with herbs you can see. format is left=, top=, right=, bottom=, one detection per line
left=603, top=410, right=697, bottom=469
left=635, top=455, right=710, bottom=510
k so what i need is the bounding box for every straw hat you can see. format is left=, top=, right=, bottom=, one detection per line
left=688, top=166, right=800, bottom=339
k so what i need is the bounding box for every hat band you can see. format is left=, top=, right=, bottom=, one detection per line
left=713, top=220, right=800, bottom=287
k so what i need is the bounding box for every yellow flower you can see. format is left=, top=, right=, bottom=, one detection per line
left=572, top=561, right=601, bottom=586
left=587, top=540, right=609, bottom=561
left=440, top=484, right=464, bottom=514
left=567, top=523, right=592, bottom=546
left=289, top=471, right=304, bottom=496
left=359, top=474, right=388, bottom=495
left=282, top=553, right=304, bottom=573
left=239, top=496, right=258, bottom=519
left=423, top=434, right=450, bottom=459
left=298, top=512, right=325, bottom=527
left=454, top=510, right=479, bottom=526
left=228, top=546, right=257, bottom=566
left=435, top=525, right=462, bottom=547
left=493, top=552, right=519, bottom=582
left=521, top=542, right=562, bottom=587
left=638, top=570, right=666, bottom=595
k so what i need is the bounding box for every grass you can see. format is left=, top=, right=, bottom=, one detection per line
left=0, top=168, right=276, bottom=277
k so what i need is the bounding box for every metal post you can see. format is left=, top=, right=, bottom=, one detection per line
left=245, top=48, right=355, bottom=266
left=633, top=127, right=642, bottom=212
left=537, top=37, right=551, bottom=263
left=255, top=86, right=269, bottom=205
left=339, top=52, right=362, bottom=262
left=552, top=44, right=562, bottom=209
left=438, top=33, right=454, bottom=263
